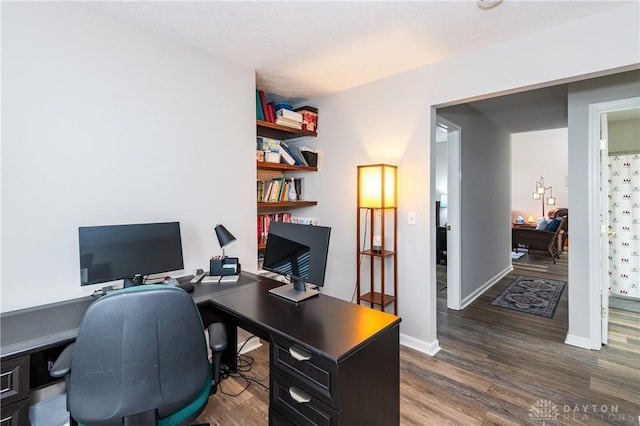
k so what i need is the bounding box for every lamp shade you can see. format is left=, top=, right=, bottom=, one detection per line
left=358, top=164, right=397, bottom=208
left=214, top=224, right=236, bottom=248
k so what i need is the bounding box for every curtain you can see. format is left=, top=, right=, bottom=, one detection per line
left=608, top=153, right=640, bottom=299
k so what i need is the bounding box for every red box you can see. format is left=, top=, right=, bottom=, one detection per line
left=294, top=106, right=318, bottom=132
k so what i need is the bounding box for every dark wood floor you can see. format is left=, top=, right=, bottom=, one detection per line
left=197, top=250, right=640, bottom=425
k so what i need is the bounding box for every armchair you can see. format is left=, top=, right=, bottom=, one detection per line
left=31, top=284, right=227, bottom=426
left=512, top=217, right=565, bottom=263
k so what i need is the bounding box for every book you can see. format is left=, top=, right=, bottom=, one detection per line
left=279, top=145, right=296, bottom=165
left=269, top=178, right=285, bottom=202
left=275, top=117, right=303, bottom=129
left=219, top=275, right=240, bottom=283
left=255, top=90, right=264, bottom=121
left=280, top=142, right=304, bottom=166
left=293, top=146, right=309, bottom=166
left=276, top=108, right=303, bottom=122
left=259, top=90, right=269, bottom=123
left=267, top=102, right=276, bottom=123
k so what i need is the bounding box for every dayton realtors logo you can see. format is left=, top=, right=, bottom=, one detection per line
left=529, top=399, right=637, bottom=424
left=529, top=399, right=559, bottom=425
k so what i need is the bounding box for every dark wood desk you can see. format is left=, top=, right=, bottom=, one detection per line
left=1, top=274, right=401, bottom=426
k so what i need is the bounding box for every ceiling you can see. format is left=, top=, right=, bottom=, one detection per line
left=79, top=1, right=629, bottom=104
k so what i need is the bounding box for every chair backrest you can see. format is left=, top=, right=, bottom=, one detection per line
left=68, top=285, right=209, bottom=425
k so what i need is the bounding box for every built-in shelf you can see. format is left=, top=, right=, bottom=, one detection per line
left=257, top=161, right=317, bottom=172
left=257, top=120, right=317, bottom=140
left=257, top=201, right=318, bottom=210
left=256, top=114, right=318, bottom=253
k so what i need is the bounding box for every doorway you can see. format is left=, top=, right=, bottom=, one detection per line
left=590, top=98, right=640, bottom=347
left=435, top=117, right=461, bottom=310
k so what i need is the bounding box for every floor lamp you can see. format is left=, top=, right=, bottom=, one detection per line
left=532, top=176, right=556, bottom=217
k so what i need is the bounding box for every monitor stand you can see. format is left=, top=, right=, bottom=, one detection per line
left=268, top=278, right=319, bottom=303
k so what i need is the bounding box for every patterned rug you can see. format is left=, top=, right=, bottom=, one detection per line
left=491, top=275, right=566, bottom=318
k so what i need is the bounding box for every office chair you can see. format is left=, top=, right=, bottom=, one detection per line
left=42, top=284, right=227, bottom=426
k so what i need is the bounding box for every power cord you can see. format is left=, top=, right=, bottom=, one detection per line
left=352, top=209, right=370, bottom=303
left=218, top=334, right=269, bottom=397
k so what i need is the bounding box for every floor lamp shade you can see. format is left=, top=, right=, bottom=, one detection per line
left=358, top=164, right=397, bottom=209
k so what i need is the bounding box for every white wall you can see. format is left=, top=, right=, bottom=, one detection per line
left=307, top=3, right=639, bottom=352
left=1, top=3, right=257, bottom=312
left=511, top=129, right=569, bottom=222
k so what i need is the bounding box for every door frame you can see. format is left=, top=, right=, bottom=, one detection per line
left=436, top=116, right=462, bottom=310
left=588, top=96, right=640, bottom=349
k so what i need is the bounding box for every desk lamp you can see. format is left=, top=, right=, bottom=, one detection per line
left=215, top=224, right=236, bottom=258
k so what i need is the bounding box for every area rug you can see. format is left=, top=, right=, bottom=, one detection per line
left=491, top=275, right=565, bottom=318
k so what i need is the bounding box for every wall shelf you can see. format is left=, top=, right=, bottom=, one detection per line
left=257, top=161, right=317, bottom=172
left=257, top=120, right=317, bottom=140
left=257, top=201, right=317, bottom=209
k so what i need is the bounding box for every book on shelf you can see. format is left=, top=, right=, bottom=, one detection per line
left=275, top=117, right=302, bottom=129
left=255, top=90, right=265, bottom=121
left=258, top=90, right=270, bottom=123
left=267, top=102, right=276, bottom=123
left=276, top=108, right=303, bottom=122
left=280, top=142, right=306, bottom=166
left=257, top=177, right=305, bottom=203
left=269, top=177, right=285, bottom=202
left=257, top=213, right=292, bottom=239
left=278, top=145, right=296, bottom=165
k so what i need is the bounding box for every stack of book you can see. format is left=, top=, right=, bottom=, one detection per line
left=275, top=108, right=303, bottom=129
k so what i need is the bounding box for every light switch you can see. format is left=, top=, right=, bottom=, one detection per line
left=408, top=211, right=416, bottom=225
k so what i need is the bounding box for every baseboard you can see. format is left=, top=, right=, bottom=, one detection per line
left=565, top=333, right=597, bottom=350
left=609, top=295, right=640, bottom=313
left=460, top=265, right=512, bottom=310
left=400, top=333, right=441, bottom=356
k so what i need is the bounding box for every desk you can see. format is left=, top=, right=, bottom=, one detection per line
left=1, top=274, right=400, bottom=425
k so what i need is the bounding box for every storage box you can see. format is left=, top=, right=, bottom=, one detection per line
left=257, top=137, right=280, bottom=152
left=265, top=152, right=280, bottom=163
left=294, top=106, right=318, bottom=132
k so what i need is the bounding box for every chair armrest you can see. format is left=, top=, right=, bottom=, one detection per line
left=50, top=343, right=74, bottom=378
left=208, top=323, right=227, bottom=352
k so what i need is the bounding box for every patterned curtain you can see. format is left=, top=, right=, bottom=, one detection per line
left=608, top=154, right=640, bottom=299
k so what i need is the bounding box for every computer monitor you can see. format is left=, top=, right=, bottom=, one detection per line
left=262, top=221, right=331, bottom=302
left=78, top=221, right=184, bottom=288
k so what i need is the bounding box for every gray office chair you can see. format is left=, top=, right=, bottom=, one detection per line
left=37, top=284, right=227, bottom=426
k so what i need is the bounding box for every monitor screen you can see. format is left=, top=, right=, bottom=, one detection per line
left=78, top=222, right=184, bottom=287
left=262, top=222, right=331, bottom=292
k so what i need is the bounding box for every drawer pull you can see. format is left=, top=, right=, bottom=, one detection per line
left=289, top=386, right=311, bottom=404
left=288, top=346, right=311, bottom=362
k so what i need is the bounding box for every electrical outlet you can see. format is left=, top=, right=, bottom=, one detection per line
left=408, top=211, right=416, bottom=225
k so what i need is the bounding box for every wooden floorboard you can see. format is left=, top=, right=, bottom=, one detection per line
left=196, top=250, right=640, bottom=425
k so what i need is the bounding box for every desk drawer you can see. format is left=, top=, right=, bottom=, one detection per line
left=0, top=356, right=29, bottom=407
left=271, top=334, right=337, bottom=407
left=271, top=371, right=338, bottom=426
